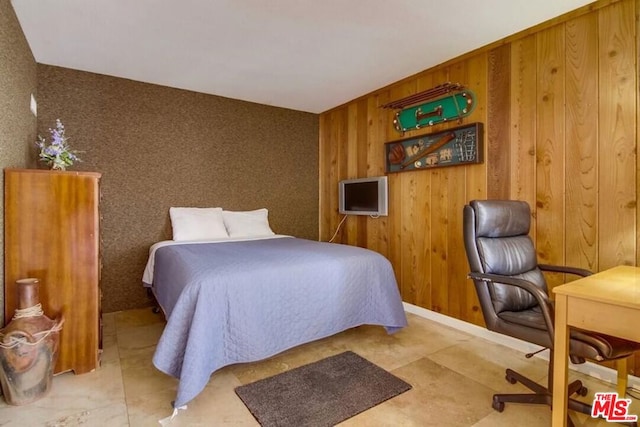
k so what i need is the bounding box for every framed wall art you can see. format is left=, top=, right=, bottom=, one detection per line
left=385, top=122, right=483, bottom=174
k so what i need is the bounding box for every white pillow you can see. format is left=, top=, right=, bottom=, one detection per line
left=222, top=208, right=275, bottom=238
left=169, top=207, right=229, bottom=241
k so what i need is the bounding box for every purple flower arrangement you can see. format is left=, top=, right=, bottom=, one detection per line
left=35, top=119, right=81, bottom=170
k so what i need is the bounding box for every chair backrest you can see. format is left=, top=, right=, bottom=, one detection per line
left=463, top=200, right=549, bottom=329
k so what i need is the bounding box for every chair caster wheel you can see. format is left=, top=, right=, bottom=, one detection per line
left=505, top=373, right=517, bottom=384
left=492, top=397, right=505, bottom=412
left=577, top=386, right=588, bottom=396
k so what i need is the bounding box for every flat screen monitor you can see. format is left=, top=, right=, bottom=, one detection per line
left=338, top=176, right=388, bottom=216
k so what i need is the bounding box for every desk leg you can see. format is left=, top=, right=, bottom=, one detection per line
left=552, top=293, right=570, bottom=427
left=617, top=357, right=628, bottom=397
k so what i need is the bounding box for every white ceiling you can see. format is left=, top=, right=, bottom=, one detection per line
left=12, top=0, right=595, bottom=114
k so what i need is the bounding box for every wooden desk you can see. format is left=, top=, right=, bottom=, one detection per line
left=552, top=265, right=640, bottom=426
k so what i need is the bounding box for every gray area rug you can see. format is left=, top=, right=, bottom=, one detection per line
left=234, top=351, right=412, bottom=427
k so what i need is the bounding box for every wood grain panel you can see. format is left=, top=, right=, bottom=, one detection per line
left=318, top=114, right=332, bottom=241
left=366, top=91, right=391, bottom=257
left=635, top=0, right=639, bottom=382
left=354, top=99, right=371, bottom=247
left=464, top=53, right=489, bottom=325
left=487, top=45, right=511, bottom=200
left=399, top=171, right=419, bottom=305
left=465, top=52, right=489, bottom=203
left=404, top=73, right=436, bottom=308
left=4, top=169, right=101, bottom=374
left=444, top=62, right=470, bottom=320
left=429, top=166, right=448, bottom=314
left=565, top=13, right=599, bottom=272
left=535, top=25, right=566, bottom=283
left=598, top=0, right=637, bottom=269
left=510, top=35, right=538, bottom=244
left=322, top=108, right=348, bottom=243
left=445, top=162, right=466, bottom=319
left=355, top=99, right=370, bottom=247
left=391, top=80, right=418, bottom=302
left=345, top=102, right=361, bottom=245
left=318, top=0, right=639, bottom=373
left=636, top=0, right=640, bottom=291
left=425, top=68, right=452, bottom=315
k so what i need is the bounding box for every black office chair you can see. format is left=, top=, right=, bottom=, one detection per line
left=463, top=200, right=640, bottom=424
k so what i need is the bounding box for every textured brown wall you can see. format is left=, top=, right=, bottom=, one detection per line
left=37, top=65, right=319, bottom=313
left=0, top=0, right=38, bottom=323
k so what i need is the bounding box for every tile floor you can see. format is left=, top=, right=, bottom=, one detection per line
left=0, top=309, right=637, bottom=426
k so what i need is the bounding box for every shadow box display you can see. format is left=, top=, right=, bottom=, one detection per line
left=385, top=122, right=483, bottom=173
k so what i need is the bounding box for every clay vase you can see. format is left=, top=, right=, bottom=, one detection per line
left=0, top=278, right=63, bottom=405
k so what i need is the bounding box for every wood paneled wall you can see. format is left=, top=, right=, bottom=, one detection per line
left=319, top=0, right=639, bottom=372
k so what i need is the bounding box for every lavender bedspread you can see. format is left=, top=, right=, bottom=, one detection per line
left=149, top=237, right=407, bottom=407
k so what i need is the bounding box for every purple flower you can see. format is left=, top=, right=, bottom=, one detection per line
left=51, top=132, right=63, bottom=146
left=45, top=145, right=62, bottom=156
left=34, top=119, right=82, bottom=169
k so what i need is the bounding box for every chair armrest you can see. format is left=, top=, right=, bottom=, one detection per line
left=538, top=264, right=592, bottom=277
left=468, top=271, right=556, bottom=344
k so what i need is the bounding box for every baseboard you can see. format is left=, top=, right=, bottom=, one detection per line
left=403, top=302, right=640, bottom=390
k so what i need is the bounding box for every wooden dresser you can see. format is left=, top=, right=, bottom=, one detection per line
left=4, top=168, right=101, bottom=374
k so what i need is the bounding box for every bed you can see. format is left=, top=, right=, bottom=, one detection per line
left=142, top=234, right=408, bottom=408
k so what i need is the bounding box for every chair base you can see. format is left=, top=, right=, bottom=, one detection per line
left=491, top=369, right=588, bottom=412
left=494, top=368, right=638, bottom=427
